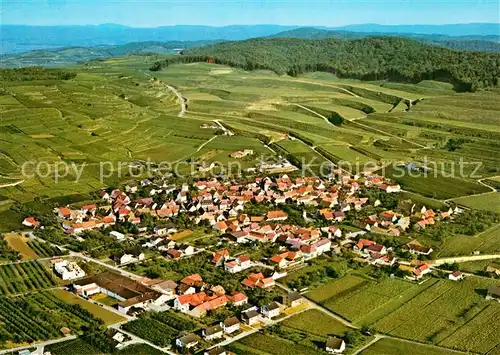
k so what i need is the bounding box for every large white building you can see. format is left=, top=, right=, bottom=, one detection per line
left=52, top=259, right=86, bottom=280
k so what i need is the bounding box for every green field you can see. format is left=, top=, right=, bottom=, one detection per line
left=45, top=339, right=103, bottom=355
left=226, top=332, right=322, bottom=355
left=51, top=289, right=127, bottom=325
left=307, top=276, right=425, bottom=326
left=373, top=278, right=500, bottom=352
left=0, top=260, right=57, bottom=295
left=0, top=291, right=102, bottom=346
left=452, top=192, right=500, bottom=213
left=360, top=338, right=460, bottom=355
left=437, top=224, right=500, bottom=257
left=308, top=274, right=371, bottom=304
left=280, top=309, right=349, bottom=337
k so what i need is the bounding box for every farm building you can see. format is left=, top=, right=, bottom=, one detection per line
left=72, top=271, right=167, bottom=314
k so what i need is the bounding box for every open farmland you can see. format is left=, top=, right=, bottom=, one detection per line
left=452, top=192, right=500, bottom=213
left=280, top=309, right=349, bottom=337
left=322, top=278, right=416, bottom=324
left=226, top=332, right=323, bottom=355
left=4, top=233, right=38, bottom=259
left=437, top=224, right=500, bottom=257
left=0, top=260, right=57, bottom=295
left=307, top=274, right=370, bottom=304
left=360, top=337, right=461, bottom=355
left=372, top=278, right=500, bottom=352
left=51, top=289, right=127, bottom=325
left=0, top=291, right=102, bottom=347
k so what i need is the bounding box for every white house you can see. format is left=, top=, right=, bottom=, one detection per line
left=110, top=231, right=126, bottom=241
left=176, top=334, right=200, bottom=350
left=449, top=271, right=465, bottom=281
left=203, top=324, right=224, bottom=341
left=326, top=337, right=346, bottom=354
left=223, top=317, right=240, bottom=334
left=261, top=302, right=281, bottom=319
left=119, top=253, right=144, bottom=265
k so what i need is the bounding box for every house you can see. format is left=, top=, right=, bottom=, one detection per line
left=230, top=149, right=253, bottom=159
left=181, top=273, right=203, bottom=286
left=212, top=249, right=230, bottom=266
left=224, top=255, right=251, bottom=273
left=486, top=285, right=500, bottom=302
left=204, top=348, right=227, bottom=355
left=261, top=301, right=281, bottom=319
left=22, top=217, right=40, bottom=228
left=449, top=271, right=465, bottom=281
left=119, top=252, right=144, bottom=265
left=227, top=291, right=248, bottom=307
left=241, top=309, right=260, bottom=325
left=110, top=231, right=126, bottom=241
left=379, top=184, right=401, bottom=193
left=325, top=337, right=346, bottom=354
left=223, top=316, right=240, bottom=334
left=176, top=333, right=200, bottom=350
left=407, top=240, right=433, bottom=256
left=58, top=207, right=71, bottom=219
left=203, top=324, right=224, bottom=340
left=285, top=291, right=304, bottom=308
left=266, top=210, right=288, bottom=221
left=241, top=273, right=275, bottom=289
left=151, top=280, right=178, bottom=296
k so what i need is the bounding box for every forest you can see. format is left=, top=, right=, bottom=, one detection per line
left=0, top=67, right=76, bottom=81
left=151, top=37, right=500, bottom=91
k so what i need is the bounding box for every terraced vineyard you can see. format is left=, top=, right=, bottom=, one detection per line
left=1, top=59, right=499, bottom=216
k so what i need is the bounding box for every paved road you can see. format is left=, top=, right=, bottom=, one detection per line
left=70, top=252, right=143, bottom=280
left=164, top=84, right=186, bottom=117
left=429, top=253, right=500, bottom=266
left=110, top=325, right=175, bottom=354
left=212, top=119, right=234, bottom=136
left=0, top=335, right=77, bottom=355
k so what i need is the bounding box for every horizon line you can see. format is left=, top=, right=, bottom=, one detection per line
left=2, top=22, right=500, bottom=28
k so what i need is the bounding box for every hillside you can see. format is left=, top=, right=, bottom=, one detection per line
left=270, top=28, right=500, bottom=52
left=0, top=41, right=218, bottom=67
left=151, top=37, right=500, bottom=91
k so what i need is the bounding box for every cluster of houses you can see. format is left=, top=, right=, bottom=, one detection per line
left=24, top=173, right=416, bottom=244
left=176, top=290, right=307, bottom=352
left=20, top=172, right=462, bottom=284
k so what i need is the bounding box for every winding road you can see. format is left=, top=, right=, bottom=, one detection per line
left=164, top=84, right=186, bottom=117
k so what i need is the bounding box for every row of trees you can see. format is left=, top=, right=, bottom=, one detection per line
left=151, top=37, right=500, bottom=91
left=0, top=67, right=76, bottom=82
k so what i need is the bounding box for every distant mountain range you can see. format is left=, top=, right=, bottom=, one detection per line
left=0, top=41, right=219, bottom=67
left=2, top=23, right=499, bottom=54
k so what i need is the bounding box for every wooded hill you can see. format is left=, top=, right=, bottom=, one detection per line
left=150, top=37, right=500, bottom=91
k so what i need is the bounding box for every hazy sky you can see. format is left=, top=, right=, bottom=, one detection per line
left=2, top=0, right=499, bottom=27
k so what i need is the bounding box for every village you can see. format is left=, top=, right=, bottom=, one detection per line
left=16, top=168, right=488, bottom=355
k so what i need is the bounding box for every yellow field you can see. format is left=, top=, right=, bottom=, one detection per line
left=169, top=230, right=192, bottom=241
left=4, top=233, right=38, bottom=260
left=51, top=289, right=126, bottom=325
